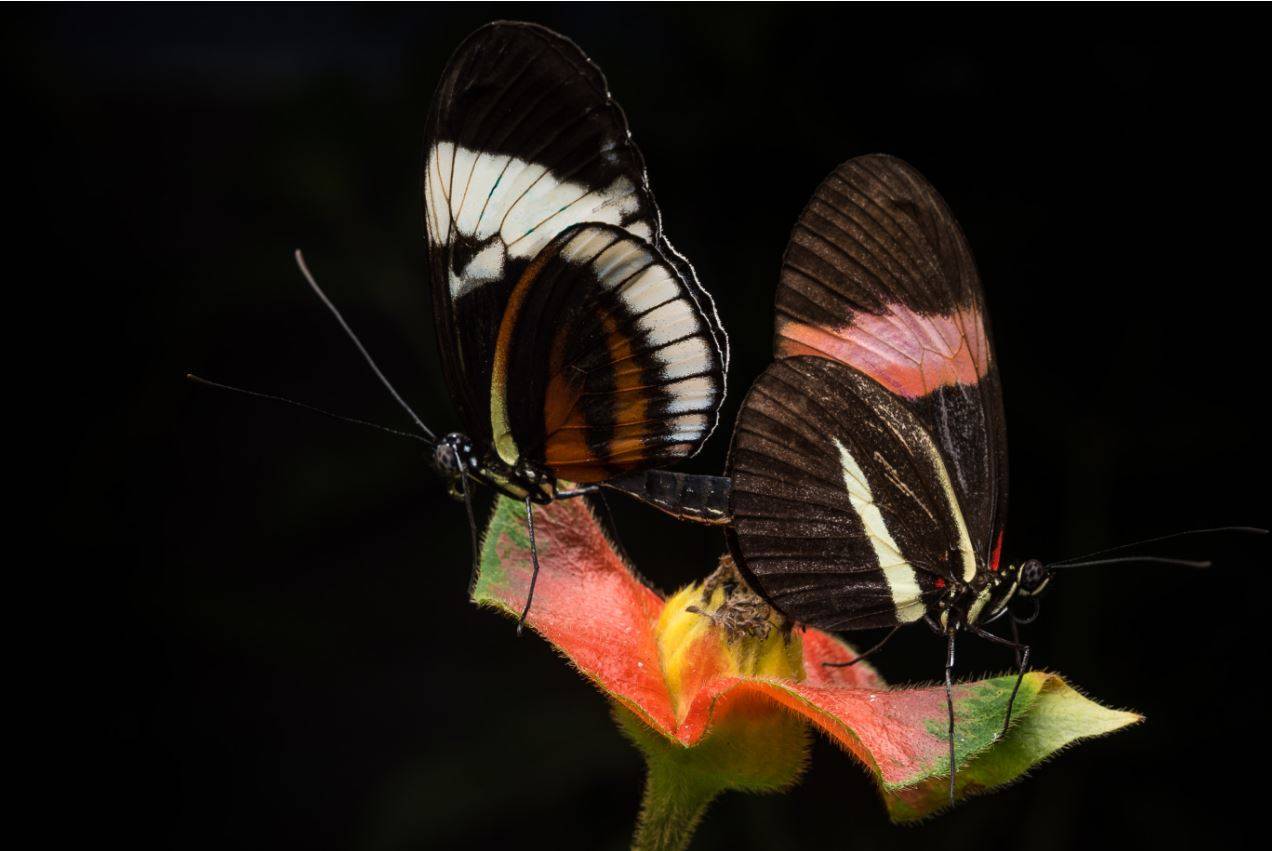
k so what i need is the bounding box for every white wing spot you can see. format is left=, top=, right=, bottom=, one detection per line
left=457, top=242, right=506, bottom=295
left=559, top=227, right=618, bottom=265
left=638, top=299, right=701, bottom=348
left=592, top=239, right=650, bottom=285
left=651, top=336, right=713, bottom=381
left=660, top=375, right=717, bottom=414
left=617, top=265, right=679, bottom=313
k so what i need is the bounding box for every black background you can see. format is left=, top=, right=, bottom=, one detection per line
left=24, top=4, right=1269, bottom=850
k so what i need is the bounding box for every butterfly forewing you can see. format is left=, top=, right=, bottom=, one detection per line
left=773, top=154, right=1007, bottom=572
left=424, top=22, right=725, bottom=451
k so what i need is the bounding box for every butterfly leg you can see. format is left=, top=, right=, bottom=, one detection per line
left=969, top=623, right=1031, bottom=737
left=555, top=485, right=600, bottom=498
left=556, top=486, right=634, bottom=568
left=588, top=489, right=635, bottom=567
left=1010, top=616, right=1023, bottom=668
left=944, top=628, right=958, bottom=807
left=1011, top=595, right=1041, bottom=626
left=822, top=625, right=901, bottom=668
left=517, top=497, right=541, bottom=638
left=456, top=471, right=480, bottom=593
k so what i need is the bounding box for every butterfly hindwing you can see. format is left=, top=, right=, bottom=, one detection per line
left=727, top=356, right=980, bottom=631
left=424, top=22, right=725, bottom=446
left=493, top=224, right=724, bottom=483
left=773, top=154, right=1007, bottom=572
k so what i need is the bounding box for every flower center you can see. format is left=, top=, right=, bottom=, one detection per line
left=655, top=556, right=805, bottom=721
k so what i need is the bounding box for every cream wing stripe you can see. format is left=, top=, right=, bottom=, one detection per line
left=921, top=440, right=978, bottom=583
left=879, top=401, right=978, bottom=584
left=832, top=438, right=925, bottom=623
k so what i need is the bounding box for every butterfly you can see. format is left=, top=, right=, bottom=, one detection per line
left=420, top=22, right=733, bottom=614
left=189, top=22, right=731, bottom=624
left=716, top=153, right=1266, bottom=804
left=719, top=154, right=1041, bottom=803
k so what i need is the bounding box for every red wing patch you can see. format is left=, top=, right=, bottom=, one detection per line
left=990, top=529, right=1004, bottom=572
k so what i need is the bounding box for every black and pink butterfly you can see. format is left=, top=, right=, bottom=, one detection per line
left=727, top=157, right=1025, bottom=640
left=717, top=156, right=1027, bottom=799
left=718, top=155, right=1262, bottom=803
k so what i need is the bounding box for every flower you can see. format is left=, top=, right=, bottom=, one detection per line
left=472, top=496, right=1139, bottom=846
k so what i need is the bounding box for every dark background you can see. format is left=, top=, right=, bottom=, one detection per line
left=23, top=4, right=1268, bottom=849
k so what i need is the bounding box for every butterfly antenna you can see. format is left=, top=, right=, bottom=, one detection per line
left=185, top=373, right=430, bottom=444
left=1049, top=526, right=1266, bottom=567
left=457, top=467, right=481, bottom=591
left=294, top=249, right=437, bottom=441
left=822, top=625, right=900, bottom=668
left=1049, top=555, right=1212, bottom=570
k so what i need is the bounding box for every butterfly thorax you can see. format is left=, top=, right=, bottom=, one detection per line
left=936, top=561, right=1025, bottom=630
left=433, top=431, right=555, bottom=504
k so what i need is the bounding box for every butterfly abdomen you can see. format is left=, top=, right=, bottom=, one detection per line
left=605, top=470, right=732, bottom=525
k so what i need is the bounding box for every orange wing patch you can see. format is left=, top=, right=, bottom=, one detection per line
left=490, top=223, right=723, bottom=484
left=543, top=313, right=654, bottom=482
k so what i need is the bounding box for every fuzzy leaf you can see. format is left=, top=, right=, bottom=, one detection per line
left=879, top=674, right=1142, bottom=821
left=472, top=494, right=675, bottom=732
left=473, top=495, right=1141, bottom=822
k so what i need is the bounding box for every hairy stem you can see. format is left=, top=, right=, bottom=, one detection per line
left=631, top=760, right=719, bottom=851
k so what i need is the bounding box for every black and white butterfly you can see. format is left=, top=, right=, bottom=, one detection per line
left=421, top=21, right=730, bottom=522
left=190, top=22, right=733, bottom=623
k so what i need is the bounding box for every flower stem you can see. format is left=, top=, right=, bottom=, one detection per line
left=631, top=759, right=719, bottom=851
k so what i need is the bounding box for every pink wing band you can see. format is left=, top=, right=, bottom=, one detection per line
left=777, top=305, right=989, bottom=399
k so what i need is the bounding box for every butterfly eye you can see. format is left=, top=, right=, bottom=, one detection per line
left=1018, top=559, right=1050, bottom=594
left=432, top=433, right=471, bottom=476
left=432, top=445, right=455, bottom=474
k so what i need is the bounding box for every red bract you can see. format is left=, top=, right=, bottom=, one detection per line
left=472, top=496, right=1139, bottom=837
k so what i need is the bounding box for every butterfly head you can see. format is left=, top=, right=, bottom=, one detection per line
left=992, top=558, right=1053, bottom=626
left=966, top=558, right=1053, bottom=627
left=1015, top=558, right=1054, bottom=598
left=433, top=432, right=479, bottom=495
